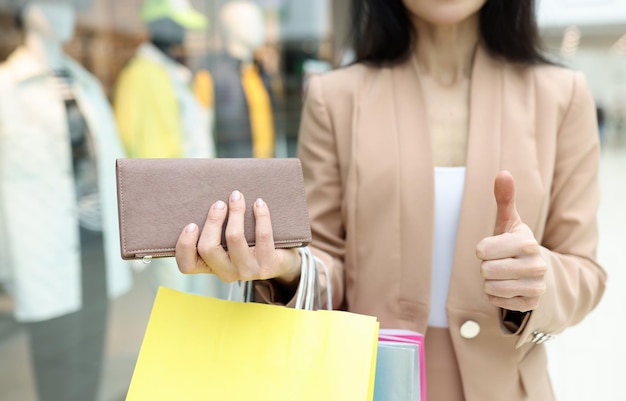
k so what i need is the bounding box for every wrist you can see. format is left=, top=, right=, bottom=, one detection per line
left=273, top=248, right=302, bottom=293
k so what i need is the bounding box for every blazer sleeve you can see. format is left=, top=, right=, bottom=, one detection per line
left=255, top=74, right=346, bottom=309
left=512, top=71, right=607, bottom=348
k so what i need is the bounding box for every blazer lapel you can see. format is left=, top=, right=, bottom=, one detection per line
left=447, top=45, right=504, bottom=307
left=393, top=57, right=435, bottom=309
left=352, top=56, right=435, bottom=318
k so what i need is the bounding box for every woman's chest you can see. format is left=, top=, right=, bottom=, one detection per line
left=421, top=76, right=471, bottom=167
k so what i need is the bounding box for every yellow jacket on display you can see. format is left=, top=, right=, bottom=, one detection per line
left=114, top=54, right=184, bottom=158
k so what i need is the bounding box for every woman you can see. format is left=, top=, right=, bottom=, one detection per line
left=175, top=1, right=607, bottom=400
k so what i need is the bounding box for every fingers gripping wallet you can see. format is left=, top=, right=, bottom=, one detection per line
left=115, top=158, right=312, bottom=260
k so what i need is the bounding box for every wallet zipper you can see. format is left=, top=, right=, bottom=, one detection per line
left=135, top=243, right=304, bottom=262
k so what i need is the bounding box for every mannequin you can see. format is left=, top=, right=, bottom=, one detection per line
left=114, top=0, right=224, bottom=298
left=196, top=0, right=276, bottom=158
left=0, top=2, right=132, bottom=400
left=20, top=1, right=74, bottom=69
left=114, top=0, right=214, bottom=159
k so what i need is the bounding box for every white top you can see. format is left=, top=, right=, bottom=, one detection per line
left=0, top=47, right=132, bottom=321
left=428, top=167, right=466, bottom=327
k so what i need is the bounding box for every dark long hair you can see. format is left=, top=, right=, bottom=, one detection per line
left=351, top=0, right=551, bottom=65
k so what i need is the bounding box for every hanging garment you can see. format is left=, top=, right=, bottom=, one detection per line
left=241, top=62, right=275, bottom=158
left=196, top=53, right=275, bottom=158
left=114, top=42, right=214, bottom=159
left=0, top=47, right=132, bottom=322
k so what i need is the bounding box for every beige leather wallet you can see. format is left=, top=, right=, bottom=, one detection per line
left=116, top=158, right=311, bottom=260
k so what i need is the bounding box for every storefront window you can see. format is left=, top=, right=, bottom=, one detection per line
left=0, top=1, right=346, bottom=399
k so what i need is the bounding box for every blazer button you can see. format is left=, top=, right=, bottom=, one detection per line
left=460, top=320, right=480, bottom=339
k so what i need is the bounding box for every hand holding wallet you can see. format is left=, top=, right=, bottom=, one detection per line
left=116, top=158, right=311, bottom=260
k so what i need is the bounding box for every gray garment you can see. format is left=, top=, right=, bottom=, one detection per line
left=25, top=76, right=108, bottom=401
left=210, top=54, right=275, bottom=158
left=25, top=228, right=108, bottom=401
left=55, top=70, right=102, bottom=231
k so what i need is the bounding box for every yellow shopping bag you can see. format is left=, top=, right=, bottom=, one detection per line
left=126, top=287, right=379, bottom=401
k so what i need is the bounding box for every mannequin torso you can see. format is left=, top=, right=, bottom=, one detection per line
left=208, top=0, right=275, bottom=158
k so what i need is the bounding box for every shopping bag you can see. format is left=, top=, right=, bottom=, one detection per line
left=125, top=251, right=379, bottom=401
left=374, top=329, right=426, bottom=401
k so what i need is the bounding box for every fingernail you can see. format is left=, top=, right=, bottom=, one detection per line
left=255, top=198, right=264, bottom=207
left=185, top=223, right=198, bottom=233
left=231, top=190, right=241, bottom=201
left=214, top=200, right=226, bottom=210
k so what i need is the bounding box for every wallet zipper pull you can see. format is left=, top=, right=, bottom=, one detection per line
left=135, top=252, right=176, bottom=262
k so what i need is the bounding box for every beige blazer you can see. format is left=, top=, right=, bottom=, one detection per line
left=258, top=46, right=606, bottom=400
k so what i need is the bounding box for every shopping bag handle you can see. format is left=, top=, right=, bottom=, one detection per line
left=228, top=247, right=332, bottom=311
left=295, top=247, right=332, bottom=310
left=227, top=280, right=254, bottom=303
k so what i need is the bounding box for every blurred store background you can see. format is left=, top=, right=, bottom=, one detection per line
left=0, top=0, right=624, bottom=400
left=537, top=1, right=626, bottom=400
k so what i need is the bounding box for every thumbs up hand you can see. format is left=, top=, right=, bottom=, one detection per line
left=476, top=171, right=547, bottom=312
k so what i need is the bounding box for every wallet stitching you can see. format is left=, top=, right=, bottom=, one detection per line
left=129, top=247, right=176, bottom=253
left=118, top=162, right=128, bottom=256
left=294, top=159, right=312, bottom=240
left=127, top=237, right=312, bottom=254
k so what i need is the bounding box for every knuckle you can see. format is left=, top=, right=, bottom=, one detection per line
left=488, top=259, right=511, bottom=278
left=528, top=260, right=547, bottom=277
left=480, top=261, right=493, bottom=278
left=220, top=272, right=238, bottom=284
left=483, top=280, right=493, bottom=295
left=475, top=243, right=486, bottom=259
left=237, top=271, right=251, bottom=282
left=197, top=242, right=213, bottom=257
left=522, top=240, right=540, bottom=254
left=177, top=262, right=191, bottom=274
left=257, top=263, right=273, bottom=280
left=529, top=282, right=546, bottom=297
left=238, top=270, right=256, bottom=282
left=177, top=238, right=194, bottom=252
left=256, top=228, right=273, bottom=243
left=225, top=228, right=244, bottom=243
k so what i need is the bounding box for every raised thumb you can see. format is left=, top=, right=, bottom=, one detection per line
left=494, top=170, right=521, bottom=235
